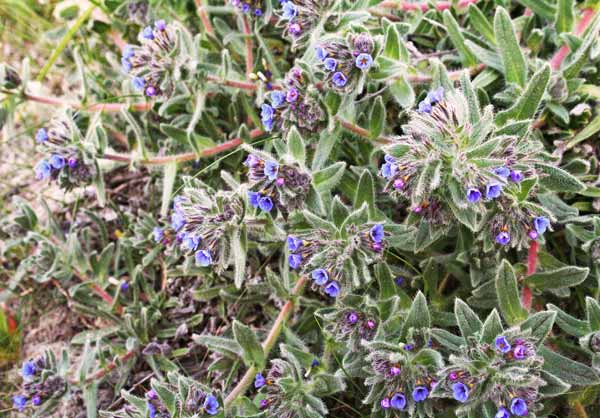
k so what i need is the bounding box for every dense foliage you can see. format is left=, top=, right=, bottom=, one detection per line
left=1, top=0, right=600, bottom=417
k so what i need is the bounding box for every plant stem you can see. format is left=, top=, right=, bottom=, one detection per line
left=37, top=5, right=96, bottom=82
left=223, top=276, right=308, bottom=409
left=521, top=240, right=538, bottom=311
left=550, top=8, right=597, bottom=71
left=573, top=401, right=589, bottom=418
left=336, top=117, right=393, bottom=144
left=196, top=0, right=215, bottom=35
left=377, top=0, right=479, bottom=12
left=71, top=349, right=138, bottom=385
left=403, top=63, right=486, bottom=84
left=242, top=15, right=254, bottom=80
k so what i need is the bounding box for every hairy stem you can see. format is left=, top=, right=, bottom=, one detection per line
left=70, top=349, right=138, bottom=385
left=378, top=0, right=479, bottom=12
left=550, top=8, right=596, bottom=71
left=242, top=15, right=254, bottom=80
left=573, top=400, right=589, bottom=418
left=521, top=240, right=538, bottom=311
left=195, top=0, right=214, bottom=35
left=223, top=276, right=308, bottom=409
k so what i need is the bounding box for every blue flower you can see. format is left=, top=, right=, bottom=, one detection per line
left=254, top=373, right=266, bottom=388
left=21, top=361, right=36, bottom=379
left=242, top=3, right=250, bottom=13
left=254, top=9, right=263, bottom=16
left=171, top=212, right=186, bottom=231
left=132, top=77, right=146, bottom=91
left=264, top=161, right=279, bottom=180
left=494, top=166, right=510, bottom=178
left=485, top=182, right=503, bottom=199
left=49, top=154, right=65, bottom=169
left=261, top=104, right=274, bottom=124
left=370, top=224, right=384, bottom=243
left=404, top=344, right=414, bottom=351
left=35, top=160, right=52, bottom=180
left=270, top=91, right=286, bottom=108
left=355, top=53, right=373, bottom=70
left=510, top=170, right=523, bottom=183
left=495, top=231, right=510, bottom=246
left=495, top=336, right=511, bottom=353
left=13, top=395, right=27, bottom=411
left=452, top=382, right=469, bottom=403
left=289, top=253, right=302, bottom=269
left=381, top=161, right=398, bottom=179
left=418, top=100, right=432, bottom=113
left=35, top=128, right=48, bottom=143
left=467, top=188, right=481, bottom=203
left=533, top=216, right=550, bottom=235
left=148, top=402, right=157, bottom=418
left=263, top=117, right=273, bottom=132
left=287, top=236, right=302, bottom=252
left=31, top=395, right=41, bottom=406
left=332, top=72, right=347, bottom=87
left=286, top=88, right=299, bottom=103
left=311, top=358, right=320, bottom=367
left=510, top=398, right=528, bottom=417
left=121, top=57, right=132, bottom=72
left=390, top=392, right=406, bottom=410
left=259, top=196, right=273, bottom=212
left=248, top=191, right=261, bottom=208
left=155, top=20, right=167, bottom=31
left=203, top=394, right=219, bottom=415
left=324, top=281, right=340, bottom=297
left=495, top=406, right=510, bottom=418
left=323, top=58, right=337, bottom=72
left=142, top=26, right=154, bottom=40
left=412, top=386, right=429, bottom=402
left=195, top=250, right=213, bottom=266
left=315, top=46, right=328, bottom=61
left=282, top=2, right=297, bottom=19
left=182, top=234, right=201, bottom=251
left=381, top=398, right=391, bottom=409
left=123, top=44, right=135, bottom=59
left=426, top=87, right=444, bottom=104
left=311, top=269, right=329, bottom=285
left=244, top=154, right=261, bottom=168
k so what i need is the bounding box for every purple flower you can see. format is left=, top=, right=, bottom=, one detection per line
left=21, top=361, right=36, bottom=379
left=510, top=170, right=523, bottom=183
left=390, top=366, right=401, bottom=376
left=259, top=399, right=268, bottom=409
left=486, top=182, right=503, bottom=199
left=391, top=393, right=406, bottom=410
left=452, top=382, right=469, bottom=403
left=68, top=158, right=77, bottom=168
left=261, top=104, right=274, bottom=123
left=412, top=386, right=429, bottom=402
left=142, top=26, right=154, bottom=40
left=248, top=191, right=261, bottom=208
left=242, top=3, right=251, bottom=13
left=35, top=160, right=52, bottom=180
left=370, top=224, right=384, bottom=243
left=203, top=394, right=219, bottom=415
left=147, top=390, right=158, bottom=400
left=380, top=397, right=391, bottom=409
left=466, top=188, right=482, bottom=203
left=49, top=154, right=65, bottom=169
left=264, top=161, right=279, bottom=180
left=495, top=231, right=510, bottom=245
left=311, top=268, right=329, bottom=285
left=288, top=23, right=302, bottom=36
left=323, top=58, right=337, bottom=72
left=289, top=253, right=302, bottom=269
left=426, top=87, right=444, bottom=104
left=254, top=373, right=266, bottom=388
left=355, top=53, right=373, bottom=70
left=332, top=72, right=347, bottom=87
left=495, top=406, right=510, bottom=418
left=528, top=230, right=538, bottom=240
left=286, top=88, right=299, bottom=103
left=171, top=212, right=186, bottom=231
left=244, top=154, right=261, bottom=168
left=148, top=402, right=157, bottom=418
left=533, top=216, right=550, bottom=235
left=346, top=311, right=358, bottom=325
left=510, top=398, right=528, bottom=416
left=404, top=344, right=414, bottom=351
left=395, top=276, right=405, bottom=286
left=315, top=46, right=328, bottom=61
left=270, top=91, right=286, bottom=108
left=513, top=344, right=527, bottom=360
left=155, top=20, right=167, bottom=31
left=381, top=161, right=398, bottom=179
left=254, top=8, right=263, bottom=16
left=282, top=2, right=297, bottom=19
left=132, top=77, right=146, bottom=91
left=123, top=44, right=135, bottom=59
left=393, top=178, right=405, bottom=189
left=495, top=336, right=511, bottom=353
left=31, top=395, right=42, bottom=406
left=182, top=234, right=201, bottom=251
left=258, top=196, right=273, bottom=212
left=146, top=86, right=157, bottom=97
left=121, top=57, right=132, bottom=72
left=324, top=281, right=340, bottom=297
left=494, top=167, right=510, bottom=178
left=35, top=128, right=48, bottom=143
left=287, top=236, right=302, bottom=252
left=311, top=358, right=320, bottom=367
left=195, top=250, right=213, bottom=267
left=418, top=99, right=432, bottom=113
left=13, top=395, right=27, bottom=412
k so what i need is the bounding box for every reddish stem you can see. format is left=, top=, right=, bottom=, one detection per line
left=73, top=349, right=137, bottom=384
left=550, top=8, right=596, bottom=71
left=521, top=240, right=538, bottom=311
left=195, top=0, right=214, bottom=35
left=378, top=0, right=478, bottom=12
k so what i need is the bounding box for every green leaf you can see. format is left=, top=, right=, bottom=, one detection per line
left=354, top=169, right=376, bottom=219
left=312, top=162, right=346, bottom=192
left=515, top=0, right=556, bottom=20
left=565, top=115, right=600, bottom=150
left=191, top=334, right=242, bottom=358
left=443, top=10, right=477, bottom=66
left=455, top=298, right=483, bottom=339
left=150, top=380, right=177, bottom=414
left=495, top=260, right=528, bottom=325
left=555, top=0, right=574, bottom=33
left=413, top=160, right=442, bottom=204
left=383, top=25, right=401, bottom=60
left=524, top=266, right=589, bottom=290
left=481, top=309, right=504, bottom=344
left=368, top=96, right=385, bottom=139
left=232, top=320, right=265, bottom=369
left=389, top=76, right=415, bottom=109
left=548, top=304, right=591, bottom=337
left=430, top=328, right=465, bottom=351
left=401, top=292, right=430, bottom=338
left=535, top=162, right=586, bottom=193
left=563, top=13, right=600, bottom=78
left=495, top=64, right=551, bottom=125
left=231, top=227, right=247, bottom=289
left=540, top=347, right=600, bottom=385
left=286, top=126, right=306, bottom=166
left=586, top=297, right=600, bottom=330
left=521, top=311, right=556, bottom=345
left=468, top=5, right=495, bottom=44
left=494, top=7, right=527, bottom=87
left=460, top=71, right=481, bottom=125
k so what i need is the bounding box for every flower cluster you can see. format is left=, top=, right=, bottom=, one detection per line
left=277, top=0, right=335, bottom=49
left=314, top=32, right=375, bottom=92
left=145, top=387, right=219, bottom=417
left=229, top=0, right=264, bottom=17
left=12, top=354, right=67, bottom=412
left=34, top=118, right=95, bottom=189
left=245, top=153, right=311, bottom=214
left=380, top=87, right=549, bottom=248
left=121, top=20, right=177, bottom=97
left=328, top=307, right=378, bottom=352
left=287, top=224, right=385, bottom=298
left=260, top=67, right=325, bottom=134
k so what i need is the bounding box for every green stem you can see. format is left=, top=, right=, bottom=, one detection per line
left=223, top=276, right=308, bottom=410
left=37, top=5, right=96, bottom=82
left=573, top=401, right=588, bottom=418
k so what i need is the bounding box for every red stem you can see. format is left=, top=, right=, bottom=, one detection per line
left=378, top=0, right=478, bottom=12
left=550, top=7, right=596, bottom=71
left=195, top=0, right=214, bottom=35
left=521, top=240, right=538, bottom=311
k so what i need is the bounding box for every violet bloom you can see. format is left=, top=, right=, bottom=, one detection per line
left=244, top=154, right=260, bottom=168
left=49, top=154, right=65, bottom=169
left=418, top=100, right=432, bottom=113
left=324, top=281, right=340, bottom=297
left=332, top=72, right=347, bottom=87
left=21, top=361, right=36, bottom=379
left=533, top=216, right=550, bottom=235
left=288, top=23, right=302, bottom=36
left=288, top=253, right=302, bottom=269
left=412, top=386, right=429, bottom=402
left=426, top=87, right=444, bottom=104
left=495, top=406, right=510, bottom=418
left=311, top=269, right=329, bottom=285
left=390, top=366, right=401, bottom=376
left=315, top=46, right=328, bottom=61
left=323, top=58, right=337, bottom=72
left=355, top=53, right=373, bottom=70
left=261, top=104, right=274, bottom=123
left=452, top=382, right=469, bottom=403
left=466, top=188, right=482, bottom=203
left=381, top=161, right=398, bottom=179
left=195, top=250, right=213, bottom=266
left=513, top=344, right=527, bottom=360
left=142, top=26, right=154, bottom=40
left=287, top=236, right=302, bottom=251
left=258, top=196, right=273, bottom=212
left=496, top=231, right=510, bottom=245
left=528, top=230, right=538, bottom=240
left=264, top=161, right=279, bottom=180
left=31, top=395, right=42, bottom=406
left=35, top=128, right=48, bottom=143
left=248, top=191, right=261, bottom=208
left=380, top=397, right=391, bottom=409
left=203, top=394, right=219, bottom=415
left=254, top=373, right=266, bottom=388
left=510, top=170, right=523, bottom=183
left=510, top=398, right=528, bottom=417
left=270, top=91, right=286, bottom=108
left=495, top=336, right=511, bottom=353
left=171, top=212, right=186, bottom=231
left=494, top=166, right=510, bottom=178
left=132, top=77, right=146, bottom=91
left=346, top=311, right=358, bottom=325
left=486, top=182, right=503, bottom=199
left=282, top=2, right=297, bottom=19
left=155, top=20, right=167, bottom=31
left=370, top=224, right=384, bottom=243
left=393, top=178, right=405, bottom=189
left=391, top=393, right=406, bottom=410
left=13, top=395, right=27, bottom=412
left=68, top=158, right=77, bottom=168
left=286, top=88, right=299, bottom=103
left=35, top=160, right=52, bottom=180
